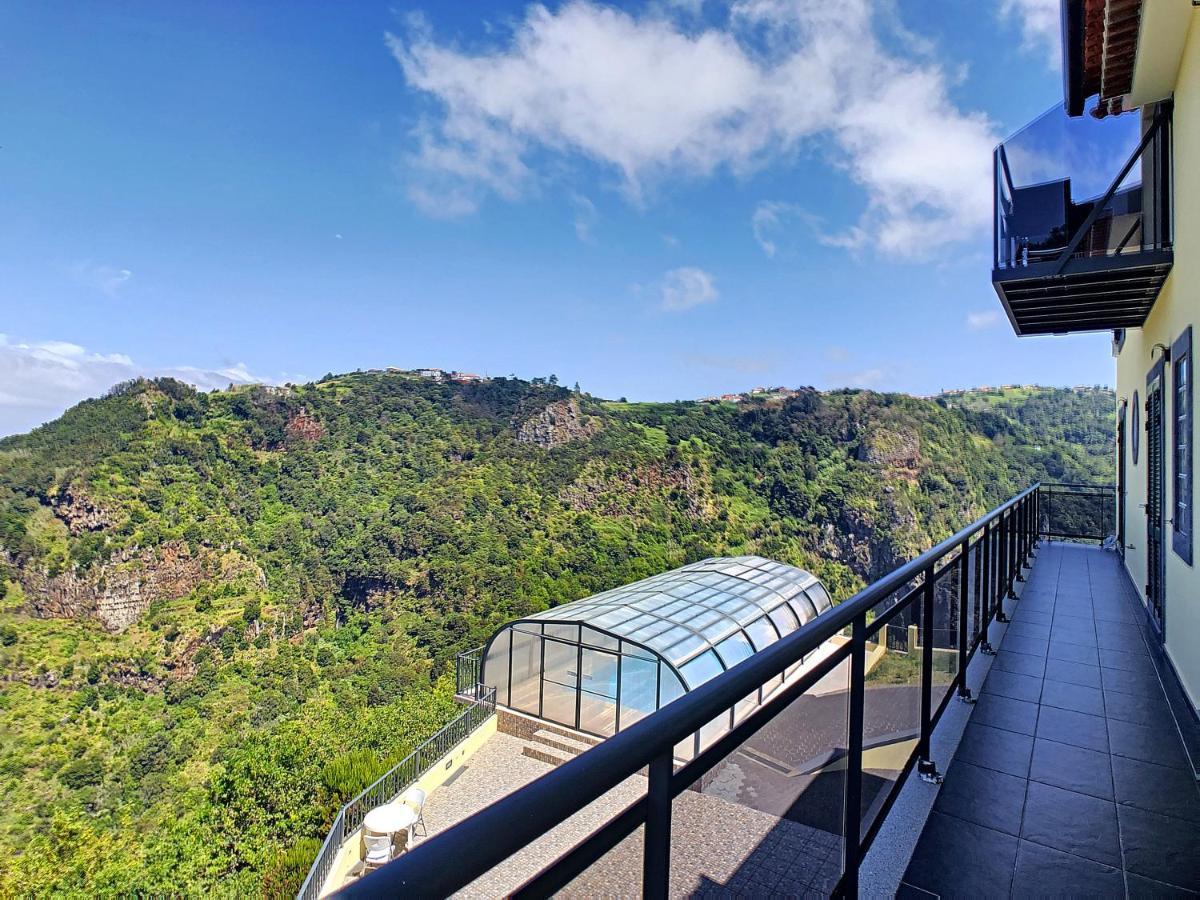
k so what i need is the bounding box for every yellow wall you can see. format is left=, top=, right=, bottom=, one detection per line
left=1115, top=10, right=1200, bottom=711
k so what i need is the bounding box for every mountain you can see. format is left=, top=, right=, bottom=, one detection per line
left=0, top=373, right=1114, bottom=896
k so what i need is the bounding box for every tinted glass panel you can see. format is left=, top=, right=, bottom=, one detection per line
left=680, top=650, right=724, bottom=688
left=509, top=629, right=541, bottom=714
left=483, top=630, right=512, bottom=707
left=619, top=654, right=658, bottom=728
left=714, top=632, right=755, bottom=668
left=768, top=603, right=800, bottom=636
left=744, top=616, right=780, bottom=651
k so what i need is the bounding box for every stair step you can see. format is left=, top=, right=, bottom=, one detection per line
left=531, top=728, right=595, bottom=756
left=522, top=744, right=574, bottom=767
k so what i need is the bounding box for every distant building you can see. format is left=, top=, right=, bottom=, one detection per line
left=415, top=368, right=446, bottom=381
left=450, top=372, right=484, bottom=383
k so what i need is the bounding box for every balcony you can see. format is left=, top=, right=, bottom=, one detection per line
left=327, top=485, right=1199, bottom=899
left=993, top=102, right=1172, bottom=336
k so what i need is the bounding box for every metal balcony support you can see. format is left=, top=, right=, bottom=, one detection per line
left=996, top=514, right=1011, bottom=621
left=980, top=521, right=996, bottom=655
left=842, top=614, right=867, bottom=895
left=643, top=753, right=672, bottom=900
left=1015, top=502, right=1027, bottom=581
left=917, top=567, right=943, bottom=784
left=957, top=544, right=974, bottom=704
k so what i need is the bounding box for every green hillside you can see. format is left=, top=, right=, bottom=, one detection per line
left=0, top=374, right=1114, bottom=896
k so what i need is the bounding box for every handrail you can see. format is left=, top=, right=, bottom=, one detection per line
left=297, top=687, right=497, bottom=900
left=339, top=484, right=1041, bottom=898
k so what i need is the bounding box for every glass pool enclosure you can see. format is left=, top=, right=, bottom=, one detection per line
left=480, top=556, right=833, bottom=743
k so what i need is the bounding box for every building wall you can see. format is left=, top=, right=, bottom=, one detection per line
left=1115, top=10, right=1200, bottom=711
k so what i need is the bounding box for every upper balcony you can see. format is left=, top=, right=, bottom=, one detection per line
left=993, top=101, right=1172, bottom=336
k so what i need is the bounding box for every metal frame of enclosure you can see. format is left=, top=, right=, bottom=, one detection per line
left=479, top=557, right=833, bottom=747
left=340, top=485, right=1075, bottom=899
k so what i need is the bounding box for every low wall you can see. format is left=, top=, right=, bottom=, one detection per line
left=319, top=715, right=498, bottom=898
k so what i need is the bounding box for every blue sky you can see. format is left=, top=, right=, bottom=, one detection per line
left=0, top=0, right=1110, bottom=436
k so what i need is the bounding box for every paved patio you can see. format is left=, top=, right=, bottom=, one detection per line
left=901, top=542, right=1200, bottom=897
left=409, top=730, right=844, bottom=898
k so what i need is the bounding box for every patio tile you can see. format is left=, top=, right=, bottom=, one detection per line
left=1020, top=781, right=1121, bottom=868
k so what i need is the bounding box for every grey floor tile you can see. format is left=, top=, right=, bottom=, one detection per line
left=1120, top=804, right=1200, bottom=890
left=972, top=693, right=1039, bottom=736
left=1021, top=782, right=1122, bottom=868
left=1011, top=841, right=1123, bottom=898
left=1036, top=705, right=1109, bottom=753
left=1029, top=738, right=1113, bottom=801
left=1111, top=754, right=1200, bottom=824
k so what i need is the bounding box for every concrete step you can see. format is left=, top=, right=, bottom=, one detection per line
left=522, top=743, right=575, bottom=767
left=531, top=728, right=595, bottom=756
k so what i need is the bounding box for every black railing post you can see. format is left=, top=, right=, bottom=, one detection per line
left=996, top=513, right=1010, bottom=622
left=842, top=614, right=867, bottom=895
left=1016, top=499, right=1028, bottom=579
left=643, top=752, right=672, bottom=900
left=956, top=544, right=973, bottom=703
left=980, top=522, right=995, bottom=655
left=917, top=566, right=943, bottom=784
left=1006, top=507, right=1018, bottom=599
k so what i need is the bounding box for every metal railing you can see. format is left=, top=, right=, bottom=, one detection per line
left=297, top=687, right=497, bottom=900
left=1040, top=482, right=1115, bottom=543
left=455, top=645, right=484, bottom=698
left=338, top=485, right=1045, bottom=899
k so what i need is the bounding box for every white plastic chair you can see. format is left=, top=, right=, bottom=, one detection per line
left=400, top=787, right=427, bottom=841
left=362, top=832, right=392, bottom=870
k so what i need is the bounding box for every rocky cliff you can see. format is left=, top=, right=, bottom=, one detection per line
left=515, top=398, right=599, bottom=448
left=18, top=541, right=263, bottom=632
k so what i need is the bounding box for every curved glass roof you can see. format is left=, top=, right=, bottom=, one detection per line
left=519, top=555, right=833, bottom=689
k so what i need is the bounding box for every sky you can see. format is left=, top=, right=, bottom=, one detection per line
left=0, top=0, right=1114, bottom=436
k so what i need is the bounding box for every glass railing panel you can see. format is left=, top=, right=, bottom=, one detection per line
left=483, top=776, right=651, bottom=898
left=859, top=597, right=923, bottom=843
left=930, top=561, right=962, bottom=714
left=670, top=664, right=848, bottom=897
left=995, top=103, right=1152, bottom=270
left=1041, top=483, right=1116, bottom=542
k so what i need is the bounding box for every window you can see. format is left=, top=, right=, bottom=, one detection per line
left=1133, top=391, right=1140, bottom=464
left=1173, top=327, right=1193, bottom=565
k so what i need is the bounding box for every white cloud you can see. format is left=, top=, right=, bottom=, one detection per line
left=70, top=260, right=133, bottom=297
left=751, top=201, right=794, bottom=257
left=660, top=266, right=718, bottom=311
left=824, top=345, right=851, bottom=362
left=570, top=193, right=598, bottom=243
left=966, top=309, right=1003, bottom=330
left=389, top=0, right=997, bottom=258
left=0, top=334, right=282, bottom=437
left=999, top=0, right=1061, bottom=68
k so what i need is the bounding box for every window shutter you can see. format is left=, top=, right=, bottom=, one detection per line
left=1172, top=327, right=1193, bottom=565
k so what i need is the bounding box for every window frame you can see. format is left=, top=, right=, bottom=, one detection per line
left=1172, top=326, right=1193, bottom=565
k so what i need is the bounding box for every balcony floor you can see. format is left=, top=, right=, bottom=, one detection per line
left=901, top=543, right=1200, bottom=897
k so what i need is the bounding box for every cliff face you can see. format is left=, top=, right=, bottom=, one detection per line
left=53, top=487, right=112, bottom=535
left=18, top=542, right=262, bottom=632
left=515, top=398, right=599, bottom=448
left=561, top=460, right=713, bottom=521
